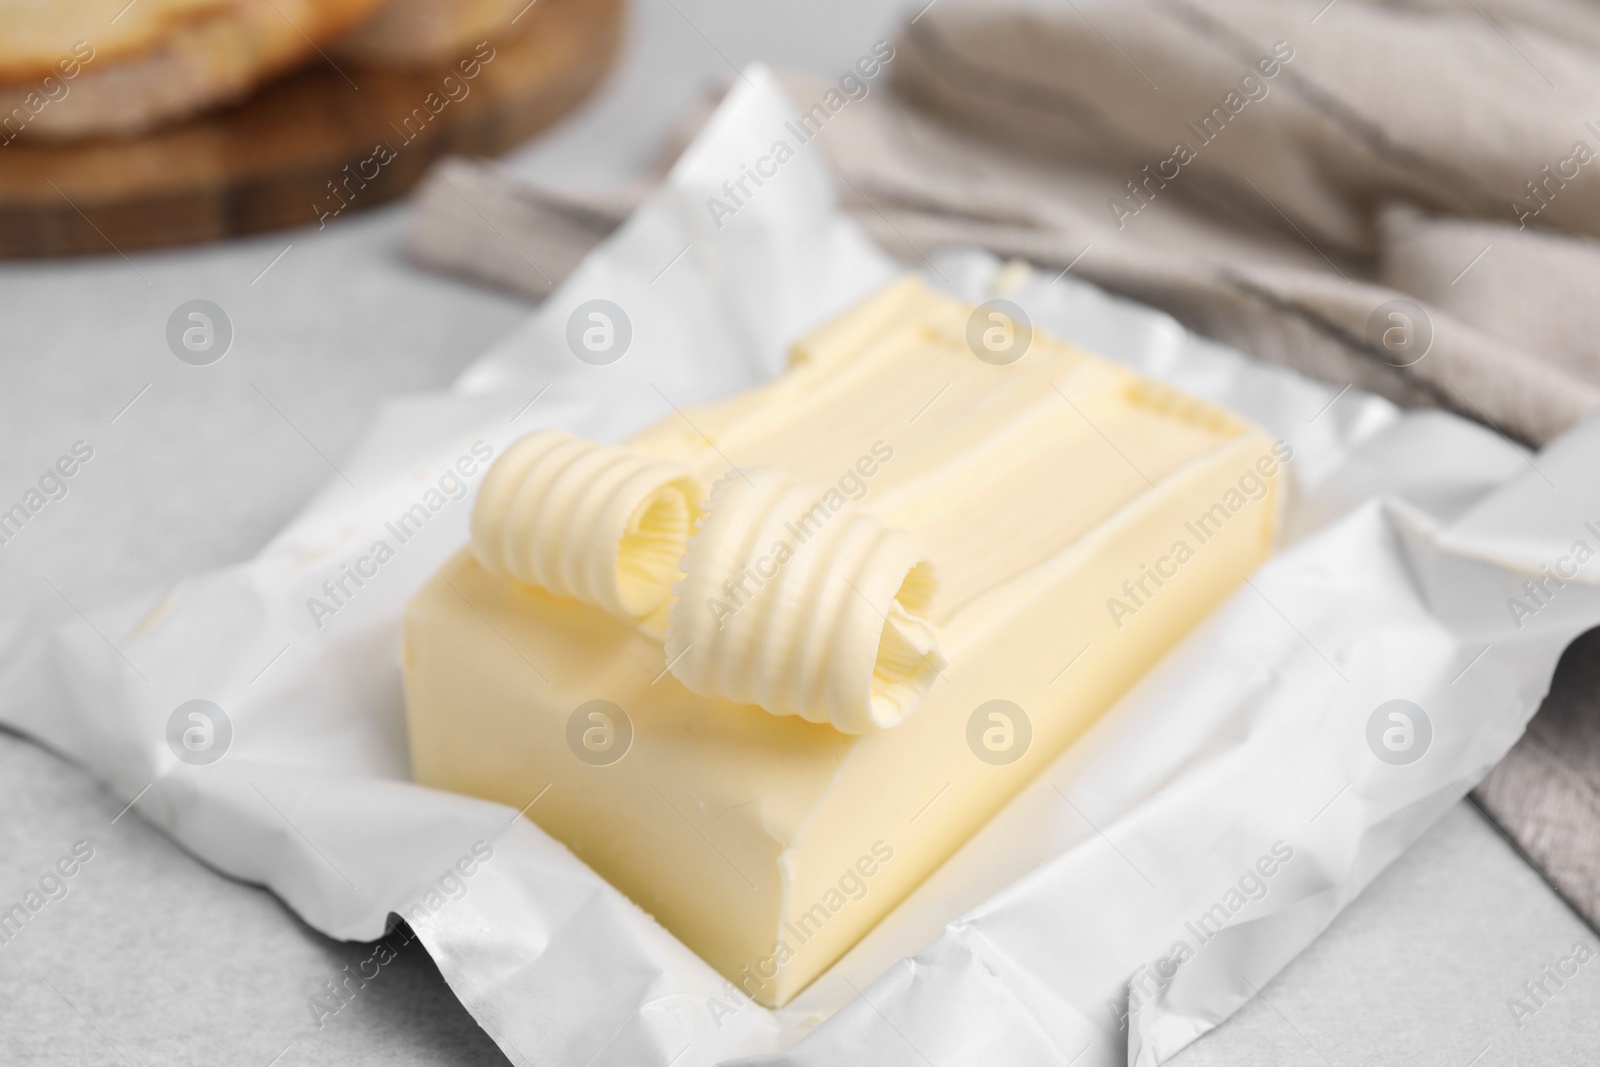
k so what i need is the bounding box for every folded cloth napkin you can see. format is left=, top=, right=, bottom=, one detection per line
left=406, top=0, right=1600, bottom=928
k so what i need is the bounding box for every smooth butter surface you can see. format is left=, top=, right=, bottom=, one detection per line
left=403, top=276, right=1283, bottom=1006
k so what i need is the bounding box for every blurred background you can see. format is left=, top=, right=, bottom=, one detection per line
left=3, top=0, right=1600, bottom=1063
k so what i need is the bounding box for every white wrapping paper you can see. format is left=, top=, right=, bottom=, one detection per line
left=5, top=66, right=1600, bottom=1067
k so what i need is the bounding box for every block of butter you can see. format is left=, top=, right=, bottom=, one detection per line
left=403, top=276, right=1286, bottom=1007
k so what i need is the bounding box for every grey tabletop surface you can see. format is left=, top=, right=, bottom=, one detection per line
left=1, top=1, right=1597, bottom=1064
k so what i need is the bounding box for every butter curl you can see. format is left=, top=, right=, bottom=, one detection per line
left=471, top=430, right=702, bottom=620
left=665, top=468, right=943, bottom=733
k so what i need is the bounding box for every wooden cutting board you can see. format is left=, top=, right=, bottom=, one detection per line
left=0, top=0, right=622, bottom=257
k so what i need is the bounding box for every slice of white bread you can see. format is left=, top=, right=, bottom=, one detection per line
left=334, top=0, right=533, bottom=67
left=0, top=0, right=387, bottom=139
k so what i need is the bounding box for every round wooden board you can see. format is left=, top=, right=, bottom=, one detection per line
left=0, top=0, right=623, bottom=258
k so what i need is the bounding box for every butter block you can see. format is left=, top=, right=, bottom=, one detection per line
left=403, top=276, right=1285, bottom=1006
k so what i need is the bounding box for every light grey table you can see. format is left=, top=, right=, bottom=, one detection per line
left=2, top=2, right=1596, bottom=1064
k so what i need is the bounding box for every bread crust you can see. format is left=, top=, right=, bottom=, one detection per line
left=0, top=0, right=388, bottom=137
left=335, top=0, right=533, bottom=66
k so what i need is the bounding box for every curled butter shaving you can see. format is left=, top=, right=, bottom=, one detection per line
left=664, top=468, right=944, bottom=733
left=471, top=430, right=702, bottom=620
